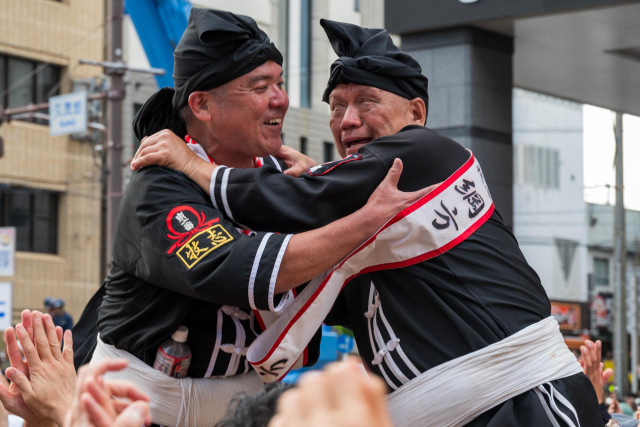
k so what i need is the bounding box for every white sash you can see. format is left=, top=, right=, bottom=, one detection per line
left=188, top=140, right=309, bottom=371
left=387, top=316, right=583, bottom=427
left=92, top=336, right=263, bottom=427
left=248, top=153, right=494, bottom=382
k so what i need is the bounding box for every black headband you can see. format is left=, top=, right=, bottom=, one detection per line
left=320, top=19, right=429, bottom=117
left=172, top=8, right=283, bottom=110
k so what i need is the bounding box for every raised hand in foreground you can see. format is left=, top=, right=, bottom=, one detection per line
left=269, top=358, right=393, bottom=427
left=0, top=310, right=74, bottom=426
left=64, top=358, right=151, bottom=427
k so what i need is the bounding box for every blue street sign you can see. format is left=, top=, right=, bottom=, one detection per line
left=336, top=334, right=354, bottom=354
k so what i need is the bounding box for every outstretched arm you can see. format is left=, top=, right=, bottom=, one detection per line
left=129, top=130, right=433, bottom=298
left=275, top=157, right=432, bottom=293
left=131, top=130, right=319, bottom=179
left=131, top=128, right=460, bottom=235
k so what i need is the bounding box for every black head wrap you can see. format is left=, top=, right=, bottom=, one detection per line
left=320, top=19, right=429, bottom=118
left=172, top=8, right=283, bottom=110
left=131, top=9, right=282, bottom=140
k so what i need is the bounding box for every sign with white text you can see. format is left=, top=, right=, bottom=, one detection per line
left=0, top=227, right=16, bottom=276
left=0, top=282, right=12, bottom=330
left=49, top=91, right=87, bottom=136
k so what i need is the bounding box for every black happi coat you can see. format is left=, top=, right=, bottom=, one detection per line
left=79, top=157, right=319, bottom=378
left=206, top=125, right=601, bottom=426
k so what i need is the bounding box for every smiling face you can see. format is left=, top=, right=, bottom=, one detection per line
left=328, top=83, right=425, bottom=158
left=203, top=60, right=289, bottom=166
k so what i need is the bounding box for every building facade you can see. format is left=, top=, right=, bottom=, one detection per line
left=0, top=0, right=105, bottom=323
left=513, top=88, right=640, bottom=353
left=513, top=89, right=588, bottom=303
left=587, top=203, right=640, bottom=343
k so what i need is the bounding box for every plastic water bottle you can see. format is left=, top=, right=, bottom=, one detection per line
left=153, top=325, right=192, bottom=378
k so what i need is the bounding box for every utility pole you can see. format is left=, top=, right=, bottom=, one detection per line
left=613, top=111, right=628, bottom=398
left=632, top=268, right=638, bottom=395
left=98, top=0, right=164, bottom=274
left=105, top=0, right=124, bottom=275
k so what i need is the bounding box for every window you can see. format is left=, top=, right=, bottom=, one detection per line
left=299, top=137, right=308, bottom=155
left=0, top=54, right=61, bottom=110
left=323, top=141, right=334, bottom=163
left=286, top=0, right=311, bottom=108
left=8, top=58, right=32, bottom=109
left=593, top=258, right=610, bottom=287
left=35, top=63, right=60, bottom=104
left=0, top=186, right=59, bottom=254
left=299, top=0, right=311, bottom=108
left=515, top=145, right=560, bottom=189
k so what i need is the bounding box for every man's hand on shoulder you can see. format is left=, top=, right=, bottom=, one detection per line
left=131, top=129, right=214, bottom=191
left=131, top=129, right=212, bottom=176
left=275, top=145, right=318, bottom=177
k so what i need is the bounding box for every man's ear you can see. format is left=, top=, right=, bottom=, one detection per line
left=188, top=91, right=212, bottom=121
left=409, top=97, right=426, bottom=125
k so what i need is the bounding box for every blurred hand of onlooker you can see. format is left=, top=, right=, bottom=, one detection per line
left=609, top=397, right=622, bottom=414
left=269, top=358, right=393, bottom=427
left=580, top=339, right=613, bottom=404
left=64, top=358, right=151, bottom=427
left=0, top=310, right=75, bottom=425
left=0, top=373, right=10, bottom=427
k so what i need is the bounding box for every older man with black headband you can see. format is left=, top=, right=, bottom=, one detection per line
left=135, top=19, right=602, bottom=426
left=71, top=10, right=427, bottom=427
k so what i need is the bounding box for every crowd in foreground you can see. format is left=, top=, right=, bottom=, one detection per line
left=0, top=310, right=391, bottom=427
left=0, top=310, right=636, bottom=427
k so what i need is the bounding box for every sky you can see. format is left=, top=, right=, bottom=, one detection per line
left=583, top=106, right=640, bottom=211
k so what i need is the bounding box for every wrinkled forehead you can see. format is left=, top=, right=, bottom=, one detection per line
left=329, top=83, right=381, bottom=101
left=328, top=83, right=407, bottom=105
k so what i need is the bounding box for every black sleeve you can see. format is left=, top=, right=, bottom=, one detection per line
left=113, top=166, right=292, bottom=311
left=210, top=126, right=470, bottom=233
left=72, top=283, right=106, bottom=369
left=599, top=403, right=611, bottom=423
